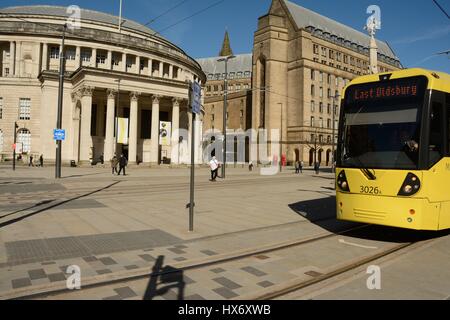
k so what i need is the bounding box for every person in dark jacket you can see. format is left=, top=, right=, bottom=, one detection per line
left=118, top=154, right=128, bottom=176
left=39, top=155, right=44, bottom=167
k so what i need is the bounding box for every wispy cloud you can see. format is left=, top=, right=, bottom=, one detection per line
left=391, top=25, right=450, bottom=45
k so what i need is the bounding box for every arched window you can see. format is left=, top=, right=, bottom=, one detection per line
left=0, top=129, right=3, bottom=152
left=18, top=129, right=31, bottom=153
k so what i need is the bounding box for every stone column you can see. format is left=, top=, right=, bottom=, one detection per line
left=150, top=95, right=161, bottom=164
left=122, top=53, right=127, bottom=72
left=91, top=48, right=97, bottom=68
left=104, top=89, right=116, bottom=162
left=171, top=98, right=180, bottom=164
left=135, top=56, right=140, bottom=74
left=75, top=46, right=81, bottom=69
left=41, top=42, right=48, bottom=72
left=148, top=59, right=153, bottom=77
left=159, top=61, right=163, bottom=78
left=129, top=92, right=140, bottom=164
left=169, top=65, right=173, bottom=79
left=107, top=50, right=112, bottom=70
left=10, top=41, right=15, bottom=76
left=79, top=86, right=94, bottom=163
left=15, top=41, right=22, bottom=76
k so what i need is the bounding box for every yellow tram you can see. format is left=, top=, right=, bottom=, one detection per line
left=336, top=68, right=450, bottom=230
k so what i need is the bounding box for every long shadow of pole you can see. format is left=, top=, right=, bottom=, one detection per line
left=143, top=255, right=185, bottom=301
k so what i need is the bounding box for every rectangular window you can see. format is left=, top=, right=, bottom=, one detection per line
left=19, top=98, right=31, bottom=120
left=319, top=117, right=323, bottom=128
left=344, top=55, right=348, bottom=64
left=327, top=104, right=331, bottom=114
left=50, top=47, right=59, bottom=59
left=327, top=74, right=331, bottom=84
left=0, top=98, right=2, bottom=119
left=320, top=72, right=323, bottom=82
left=313, top=44, right=319, bottom=54
left=65, top=48, right=76, bottom=60
left=329, top=50, right=334, bottom=59
left=319, top=87, right=323, bottom=98
left=311, top=69, right=315, bottom=81
left=311, top=101, right=315, bottom=112
left=321, top=47, right=327, bottom=57
left=311, top=85, right=315, bottom=97
left=5, top=68, right=9, bottom=76
left=81, top=51, right=91, bottom=62
left=97, top=54, right=106, bottom=64
left=336, top=52, right=342, bottom=62
left=319, top=102, right=323, bottom=113
left=429, top=101, right=444, bottom=166
left=311, top=116, right=315, bottom=127
left=327, top=119, right=331, bottom=128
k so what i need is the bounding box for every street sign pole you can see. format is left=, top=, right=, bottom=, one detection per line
left=187, top=81, right=201, bottom=232
left=13, top=122, right=17, bottom=171
left=55, top=24, right=67, bottom=179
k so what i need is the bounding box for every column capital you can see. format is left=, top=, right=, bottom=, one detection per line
left=130, top=91, right=141, bottom=102
left=152, top=94, right=163, bottom=104
left=172, top=97, right=182, bottom=107
left=80, top=86, right=93, bottom=97
left=107, top=88, right=117, bottom=99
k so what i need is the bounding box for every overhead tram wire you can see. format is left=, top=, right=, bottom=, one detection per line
left=432, top=0, right=450, bottom=20
left=143, top=0, right=191, bottom=26
left=152, top=0, right=225, bottom=36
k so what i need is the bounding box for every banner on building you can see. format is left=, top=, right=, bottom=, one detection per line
left=116, top=118, right=129, bottom=144
left=159, top=121, right=172, bottom=146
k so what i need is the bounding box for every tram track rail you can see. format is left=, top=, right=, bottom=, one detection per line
left=6, top=222, right=365, bottom=300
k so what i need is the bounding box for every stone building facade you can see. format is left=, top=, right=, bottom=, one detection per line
left=252, top=0, right=402, bottom=166
left=197, top=33, right=253, bottom=162
left=0, top=6, right=205, bottom=165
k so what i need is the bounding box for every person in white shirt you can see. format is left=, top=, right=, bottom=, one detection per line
left=209, top=156, right=219, bottom=181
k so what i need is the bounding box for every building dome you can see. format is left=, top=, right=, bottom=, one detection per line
left=0, top=5, right=205, bottom=166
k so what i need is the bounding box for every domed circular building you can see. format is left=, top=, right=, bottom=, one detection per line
left=0, top=5, right=205, bottom=165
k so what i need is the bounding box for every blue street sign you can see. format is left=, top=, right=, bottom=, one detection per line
left=191, top=81, right=201, bottom=115
left=53, top=129, right=66, bottom=141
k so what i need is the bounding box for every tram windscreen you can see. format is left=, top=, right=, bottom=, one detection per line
left=339, top=76, right=428, bottom=169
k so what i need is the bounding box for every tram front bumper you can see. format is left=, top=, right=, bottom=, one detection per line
left=336, top=193, right=441, bottom=231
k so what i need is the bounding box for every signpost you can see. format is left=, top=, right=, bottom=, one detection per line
left=187, top=81, right=201, bottom=232
left=53, top=129, right=66, bottom=141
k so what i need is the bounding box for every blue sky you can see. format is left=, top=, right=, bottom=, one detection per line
left=2, top=0, right=449, bottom=72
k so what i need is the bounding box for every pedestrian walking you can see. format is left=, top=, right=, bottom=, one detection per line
left=249, top=161, right=254, bottom=172
left=117, top=154, right=128, bottom=176
left=29, top=155, right=34, bottom=167
left=295, top=161, right=300, bottom=174
left=39, top=154, right=44, bottom=168
left=209, top=156, right=219, bottom=182
left=314, top=162, right=320, bottom=175
left=110, top=155, right=118, bottom=175
left=299, top=161, right=304, bottom=174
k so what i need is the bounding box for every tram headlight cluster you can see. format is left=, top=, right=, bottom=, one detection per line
left=337, top=171, right=350, bottom=192
left=398, top=173, right=421, bottom=196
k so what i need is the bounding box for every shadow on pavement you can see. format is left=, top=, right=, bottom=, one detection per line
left=289, top=196, right=450, bottom=243
left=143, top=255, right=185, bottom=300
left=0, top=181, right=121, bottom=229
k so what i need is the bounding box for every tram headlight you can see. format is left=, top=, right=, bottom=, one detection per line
left=337, top=171, right=350, bottom=192
left=398, top=173, right=421, bottom=196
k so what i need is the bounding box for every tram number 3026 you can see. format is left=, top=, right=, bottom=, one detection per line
left=360, top=186, right=381, bottom=195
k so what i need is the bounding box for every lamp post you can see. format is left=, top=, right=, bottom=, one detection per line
left=277, top=103, right=283, bottom=173
left=55, top=24, right=67, bottom=179
left=114, top=78, right=121, bottom=155
left=331, top=93, right=340, bottom=173
left=13, top=121, right=18, bottom=171
left=217, top=55, right=236, bottom=179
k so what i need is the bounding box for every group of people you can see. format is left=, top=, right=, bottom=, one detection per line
left=27, top=154, right=44, bottom=167
left=110, top=154, right=128, bottom=176
left=294, top=161, right=304, bottom=174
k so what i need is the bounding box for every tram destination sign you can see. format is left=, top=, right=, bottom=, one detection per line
left=347, top=76, right=427, bottom=103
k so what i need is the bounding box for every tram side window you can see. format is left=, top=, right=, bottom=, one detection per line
left=429, top=102, right=444, bottom=166
left=447, top=95, right=450, bottom=155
